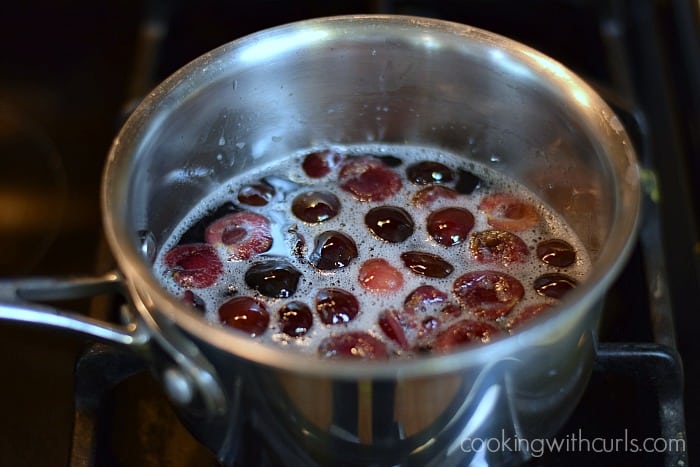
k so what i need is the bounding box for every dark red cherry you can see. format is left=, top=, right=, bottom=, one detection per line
left=533, top=273, right=577, bottom=299
left=237, top=182, right=275, bottom=206
left=365, top=206, right=415, bottom=243
left=178, top=201, right=238, bottom=244
left=244, top=260, right=302, bottom=298
left=205, top=211, right=272, bottom=260
left=536, top=239, right=577, bottom=267
left=338, top=156, right=402, bottom=202
left=302, top=149, right=343, bottom=178
left=433, top=319, right=499, bottom=352
left=372, top=154, right=403, bottom=167
left=400, top=251, right=454, bottom=278
left=278, top=301, right=313, bottom=337
left=318, top=332, right=388, bottom=359
left=315, top=288, right=359, bottom=325
left=404, top=285, right=448, bottom=315
left=455, top=169, right=482, bottom=194
left=378, top=309, right=410, bottom=349
left=453, top=270, right=524, bottom=320
left=164, top=243, right=223, bottom=288
left=427, top=207, right=475, bottom=246
left=218, top=296, right=270, bottom=337
left=469, top=229, right=529, bottom=266
left=309, top=231, right=358, bottom=270
left=406, top=161, right=454, bottom=185
left=291, top=191, right=340, bottom=223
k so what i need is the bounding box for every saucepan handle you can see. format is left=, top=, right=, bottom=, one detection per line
left=0, top=272, right=228, bottom=419
left=0, top=271, right=148, bottom=346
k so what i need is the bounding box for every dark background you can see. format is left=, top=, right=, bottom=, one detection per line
left=0, top=2, right=139, bottom=465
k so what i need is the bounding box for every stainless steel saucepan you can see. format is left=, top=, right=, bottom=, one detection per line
left=0, top=15, right=640, bottom=466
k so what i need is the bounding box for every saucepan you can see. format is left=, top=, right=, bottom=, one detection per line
left=0, top=15, right=640, bottom=466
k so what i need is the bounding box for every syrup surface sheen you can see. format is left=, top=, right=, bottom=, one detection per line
left=155, top=144, right=591, bottom=358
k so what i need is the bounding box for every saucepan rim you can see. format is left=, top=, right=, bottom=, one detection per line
left=102, top=14, right=641, bottom=379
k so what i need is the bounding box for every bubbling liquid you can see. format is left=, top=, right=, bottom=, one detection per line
left=155, top=144, right=591, bottom=359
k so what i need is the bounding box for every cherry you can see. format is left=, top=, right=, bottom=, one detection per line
left=315, top=288, right=360, bottom=325
left=536, top=239, right=577, bottom=267
left=309, top=230, right=358, bottom=270
left=358, top=258, right=404, bottom=293
left=469, top=229, right=529, bottom=266
left=164, top=243, right=223, bottom=288
left=378, top=309, right=410, bottom=349
left=455, top=169, right=482, bottom=194
left=302, top=149, right=343, bottom=178
left=533, top=273, right=577, bottom=299
left=406, top=161, right=454, bottom=185
left=379, top=293, right=448, bottom=350
left=453, top=270, right=524, bottom=320
left=478, top=193, right=539, bottom=232
left=365, top=206, right=415, bottom=243
left=218, top=296, right=270, bottom=337
left=400, top=251, right=454, bottom=278
left=278, top=301, right=313, bottom=337
left=427, top=207, right=475, bottom=246
left=404, top=285, right=448, bottom=315
left=318, top=332, right=388, bottom=359
left=178, top=201, right=238, bottom=244
left=411, top=185, right=458, bottom=207
left=433, top=319, right=499, bottom=352
left=372, top=154, right=403, bottom=167
left=237, top=182, right=275, bottom=206
left=506, top=303, right=551, bottom=330
left=205, top=211, right=272, bottom=260
left=291, top=191, right=341, bottom=223
left=244, top=260, right=302, bottom=298
left=338, top=156, right=402, bottom=201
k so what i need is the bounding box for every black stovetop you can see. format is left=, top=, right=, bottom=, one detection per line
left=0, top=1, right=697, bottom=466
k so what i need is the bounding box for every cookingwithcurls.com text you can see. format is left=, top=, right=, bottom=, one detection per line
left=460, top=429, right=686, bottom=458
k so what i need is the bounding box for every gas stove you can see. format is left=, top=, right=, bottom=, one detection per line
left=0, top=1, right=697, bottom=466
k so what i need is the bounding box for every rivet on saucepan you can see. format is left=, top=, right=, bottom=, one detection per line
left=138, top=230, right=157, bottom=263
left=163, top=367, right=195, bottom=406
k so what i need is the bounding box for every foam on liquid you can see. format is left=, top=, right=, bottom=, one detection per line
left=154, top=143, right=592, bottom=357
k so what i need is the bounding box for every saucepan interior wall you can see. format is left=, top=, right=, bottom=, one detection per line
left=122, top=20, right=614, bottom=259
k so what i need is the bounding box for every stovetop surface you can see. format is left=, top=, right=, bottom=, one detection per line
left=0, top=1, right=698, bottom=466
